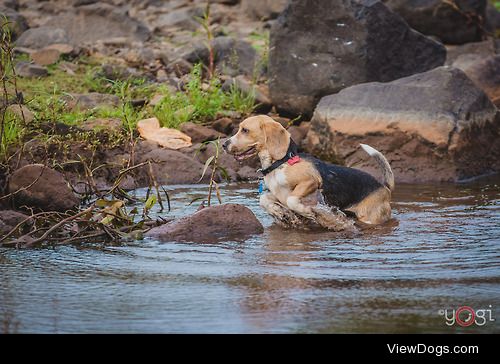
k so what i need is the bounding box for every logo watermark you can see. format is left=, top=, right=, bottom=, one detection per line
left=438, top=305, right=495, bottom=327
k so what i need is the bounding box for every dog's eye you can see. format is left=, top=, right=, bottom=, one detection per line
left=241, top=128, right=249, bottom=134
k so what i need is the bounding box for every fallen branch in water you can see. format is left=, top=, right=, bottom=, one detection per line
left=0, top=160, right=170, bottom=248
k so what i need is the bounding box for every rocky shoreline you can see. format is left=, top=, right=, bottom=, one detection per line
left=1, top=0, right=500, bottom=243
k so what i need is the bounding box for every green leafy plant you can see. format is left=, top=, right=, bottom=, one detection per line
left=197, top=138, right=229, bottom=206
left=227, top=83, right=256, bottom=115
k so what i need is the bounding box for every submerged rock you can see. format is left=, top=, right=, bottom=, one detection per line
left=383, top=0, right=487, bottom=45
left=8, top=164, right=79, bottom=212
left=304, top=67, right=500, bottom=183
left=269, top=0, right=446, bottom=116
left=146, top=203, right=264, bottom=243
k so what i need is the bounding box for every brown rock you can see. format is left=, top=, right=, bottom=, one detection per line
left=0, top=210, right=29, bottom=235
left=45, top=43, right=74, bottom=55
left=65, top=93, right=120, bottom=111
left=167, top=58, right=194, bottom=77
left=80, top=118, right=122, bottom=132
left=287, top=123, right=309, bottom=146
left=242, top=0, right=288, bottom=20
left=180, top=122, right=225, bottom=143
left=212, top=117, right=234, bottom=135
left=45, top=3, right=150, bottom=45
left=146, top=203, right=263, bottom=243
left=445, top=39, right=499, bottom=65
left=31, top=48, right=61, bottom=66
left=136, top=147, right=206, bottom=186
left=15, top=62, right=48, bottom=78
left=452, top=55, right=500, bottom=107
left=8, top=164, right=79, bottom=212
left=6, top=104, right=34, bottom=123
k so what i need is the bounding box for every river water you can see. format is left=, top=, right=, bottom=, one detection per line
left=1, top=176, right=499, bottom=333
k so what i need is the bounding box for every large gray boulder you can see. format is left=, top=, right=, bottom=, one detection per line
left=383, top=0, right=487, bottom=45
left=146, top=204, right=264, bottom=243
left=304, top=67, right=500, bottom=183
left=45, top=3, right=150, bottom=45
left=269, top=0, right=446, bottom=116
left=0, top=5, right=28, bottom=40
left=15, top=26, right=69, bottom=49
left=8, top=164, right=80, bottom=212
left=452, top=54, right=500, bottom=106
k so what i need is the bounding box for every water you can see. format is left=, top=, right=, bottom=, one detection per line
left=1, top=177, right=499, bottom=333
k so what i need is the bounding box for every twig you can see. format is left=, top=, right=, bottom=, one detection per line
left=0, top=210, right=69, bottom=243
left=23, top=206, right=94, bottom=246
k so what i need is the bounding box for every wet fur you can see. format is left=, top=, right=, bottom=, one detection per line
left=224, top=115, right=394, bottom=228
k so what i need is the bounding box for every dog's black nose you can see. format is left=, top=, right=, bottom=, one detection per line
left=222, top=139, right=231, bottom=151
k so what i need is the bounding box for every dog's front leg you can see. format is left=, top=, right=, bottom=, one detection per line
left=286, top=181, right=317, bottom=220
left=260, top=193, right=304, bottom=227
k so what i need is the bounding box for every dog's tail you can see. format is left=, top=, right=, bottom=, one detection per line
left=360, top=144, right=395, bottom=191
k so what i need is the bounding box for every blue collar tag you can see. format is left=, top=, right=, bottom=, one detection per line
left=258, top=179, right=265, bottom=194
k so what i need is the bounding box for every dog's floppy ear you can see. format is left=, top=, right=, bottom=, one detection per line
left=261, top=119, right=290, bottom=161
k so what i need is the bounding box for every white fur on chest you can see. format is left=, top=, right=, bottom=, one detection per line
left=264, top=168, right=290, bottom=204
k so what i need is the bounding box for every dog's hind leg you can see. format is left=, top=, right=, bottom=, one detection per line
left=311, top=204, right=356, bottom=232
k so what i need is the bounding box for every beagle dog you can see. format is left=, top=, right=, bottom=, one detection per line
left=223, top=115, right=395, bottom=229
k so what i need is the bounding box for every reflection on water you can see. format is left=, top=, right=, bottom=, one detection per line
left=1, top=176, right=499, bottom=333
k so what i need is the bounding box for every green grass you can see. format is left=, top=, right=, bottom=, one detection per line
left=0, top=110, right=22, bottom=156
left=12, top=58, right=255, bottom=132
left=153, top=63, right=255, bottom=128
left=1, top=51, right=256, bottom=161
left=494, top=1, right=500, bottom=11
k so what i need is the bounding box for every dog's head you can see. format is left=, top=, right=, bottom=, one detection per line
left=223, top=115, right=291, bottom=161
